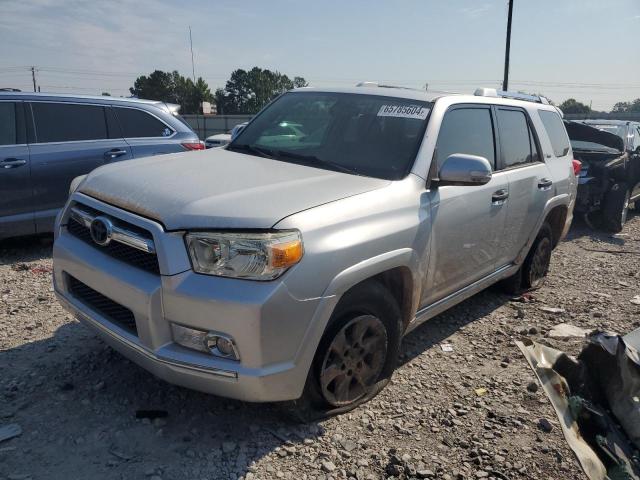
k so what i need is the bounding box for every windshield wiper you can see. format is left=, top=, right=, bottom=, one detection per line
left=272, top=150, right=361, bottom=176
left=226, top=143, right=276, bottom=159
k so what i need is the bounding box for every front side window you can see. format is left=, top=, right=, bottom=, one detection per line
left=0, top=102, right=17, bottom=146
left=115, top=107, right=174, bottom=138
left=539, top=110, right=570, bottom=158
left=497, top=109, right=537, bottom=169
left=435, top=107, right=495, bottom=169
left=31, top=102, right=107, bottom=143
left=228, top=92, right=432, bottom=180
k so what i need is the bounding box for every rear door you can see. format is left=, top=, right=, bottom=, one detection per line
left=113, top=106, right=183, bottom=157
left=28, top=101, right=133, bottom=233
left=0, top=100, right=33, bottom=238
left=494, top=107, right=552, bottom=267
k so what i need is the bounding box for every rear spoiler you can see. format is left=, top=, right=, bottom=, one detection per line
left=163, top=103, right=181, bottom=115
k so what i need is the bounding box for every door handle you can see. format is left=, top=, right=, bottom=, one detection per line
left=538, top=178, right=553, bottom=190
left=104, top=149, right=128, bottom=160
left=492, top=189, right=509, bottom=204
left=0, top=158, right=27, bottom=169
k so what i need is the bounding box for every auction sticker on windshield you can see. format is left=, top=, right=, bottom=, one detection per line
left=377, top=104, right=429, bottom=120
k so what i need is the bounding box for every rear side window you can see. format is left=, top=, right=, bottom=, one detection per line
left=32, top=102, right=107, bottom=143
left=496, top=109, right=537, bottom=169
left=0, top=102, right=17, bottom=146
left=435, top=107, right=495, bottom=168
left=114, top=107, right=173, bottom=138
left=539, top=110, right=570, bottom=157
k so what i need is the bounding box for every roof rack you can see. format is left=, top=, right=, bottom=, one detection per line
left=355, top=82, right=420, bottom=91
left=474, top=88, right=550, bottom=105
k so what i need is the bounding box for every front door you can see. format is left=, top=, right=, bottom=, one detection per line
left=424, top=105, right=508, bottom=305
left=28, top=101, right=132, bottom=233
left=0, top=101, right=33, bottom=238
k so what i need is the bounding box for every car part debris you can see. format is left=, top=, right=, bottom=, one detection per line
left=440, top=343, right=454, bottom=352
left=517, top=330, right=640, bottom=480
left=0, top=424, right=22, bottom=443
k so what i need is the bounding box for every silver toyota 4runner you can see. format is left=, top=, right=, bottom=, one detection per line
left=53, top=85, right=577, bottom=418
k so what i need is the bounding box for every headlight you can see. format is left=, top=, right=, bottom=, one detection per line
left=185, top=231, right=303, bottom=280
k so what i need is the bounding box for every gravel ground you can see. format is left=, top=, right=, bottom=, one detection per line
left=1, top=214, right=639, bottom=480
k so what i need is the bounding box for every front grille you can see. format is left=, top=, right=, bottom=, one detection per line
left=67, top=275, right=137, bottom=335
left=67, top=207, right=160, bottom=275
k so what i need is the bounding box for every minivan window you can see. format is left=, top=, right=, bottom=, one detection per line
left=0, top=102, right=17, bottom=146
left=105, top=107, right=123, bottom=139
left=539, top=110, right=570, bottom=157
left=497, top=109, right=535, bottom=169
left=229, top=92, right=432, bottom=180
left=435, top=107, right=495, bottom=169
left=32, top=102, right=108, bottom=143
left=115, top=107, right=174, bottom=138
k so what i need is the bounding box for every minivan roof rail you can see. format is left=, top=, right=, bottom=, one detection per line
left=474, top=88, right=550, bottom=105
left=355, top=82, right=421, bottom=92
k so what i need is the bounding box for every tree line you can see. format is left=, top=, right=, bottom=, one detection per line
left=129, top=67, right=307, bottom=115
left=127, top=68, right=639, bottom=116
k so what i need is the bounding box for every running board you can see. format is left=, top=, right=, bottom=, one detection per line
left=406, top=264, right=518, bottom=333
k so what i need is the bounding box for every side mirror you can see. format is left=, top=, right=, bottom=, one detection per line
left=437, top=154, right=492, bottom=186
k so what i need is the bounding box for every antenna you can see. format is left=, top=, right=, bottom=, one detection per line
left=188, top=26, right=202, bottom=137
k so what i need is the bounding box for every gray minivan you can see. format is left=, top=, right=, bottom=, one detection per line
left=0, top=92, right=201, bottom=240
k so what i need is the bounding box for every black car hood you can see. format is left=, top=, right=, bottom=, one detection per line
left=565, top=121, right=624, bottom=152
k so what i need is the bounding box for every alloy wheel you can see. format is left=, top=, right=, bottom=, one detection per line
left=319, top=315, right=388, bottom=407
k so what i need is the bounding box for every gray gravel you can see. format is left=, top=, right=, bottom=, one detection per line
left=1, top=214, right=639, bottom=480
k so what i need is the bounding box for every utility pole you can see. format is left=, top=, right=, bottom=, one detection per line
left=502, top=0, right=514, bottom=91
left=31, top=66, right=37, bottom=92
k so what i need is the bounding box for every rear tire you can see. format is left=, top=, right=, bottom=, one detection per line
left=601, top=182, right=630, bottom=233
left=500, top=223, right=553, bottom=294
left=282, top=281, right=402, bottom=423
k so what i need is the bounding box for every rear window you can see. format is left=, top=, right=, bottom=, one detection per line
left=539, top=110, right=570, bottom=157
left=114, top=107, right=174, bottom=138
left=32, top=102, right=108, bottom=143
left=0, top=102, right=17, bottom=146
left=497, top=109, right=537, bottom=168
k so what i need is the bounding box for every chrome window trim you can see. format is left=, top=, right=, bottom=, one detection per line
left=69, top=206, right=156, bottom=254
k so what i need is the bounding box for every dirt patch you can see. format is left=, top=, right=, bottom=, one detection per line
left=1, top=215, right=639, bottom=480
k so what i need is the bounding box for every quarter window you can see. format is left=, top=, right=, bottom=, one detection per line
left=539, top=110, right=570, bottom=157
left=0, top=103, right=17, bottom=146
left=435, top=107, right=495, bottom=168
left=32, top=103, right=108, bottom=143
left=114, top=107, right=173, bottom=138
left=497, top=109, right=537, bottom=169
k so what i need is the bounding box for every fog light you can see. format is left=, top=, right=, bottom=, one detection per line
left=215, top=337, right=235, bottom=357
left=170, top=323, right=239, bottom=361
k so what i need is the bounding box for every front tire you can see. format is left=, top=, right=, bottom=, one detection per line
left=602, top=182, right=630, bottom=233
left=284, top=281, right=402, bottom=422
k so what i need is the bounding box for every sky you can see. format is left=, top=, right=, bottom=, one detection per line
left=1, top=0, right=639, bottom=111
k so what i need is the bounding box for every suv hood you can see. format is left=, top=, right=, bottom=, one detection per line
left=565, top=121, right=624, bottom=152
left=79, top=149, right=389, bottom=230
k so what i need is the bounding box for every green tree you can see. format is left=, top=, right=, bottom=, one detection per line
left=612, top=99, right=640, bottom=113
left=214, top=67, right=308, bottom=114
left=129, top=70, right=213, bottom=114
left=558, top=98, right=591, bottom=114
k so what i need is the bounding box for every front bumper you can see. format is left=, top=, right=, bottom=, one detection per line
left=53, top=194, right=326, bottom=402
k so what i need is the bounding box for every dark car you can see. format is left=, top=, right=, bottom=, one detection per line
left=0, top=93, right=203, bottom=240
left=566, top=119, right=640, bottom=232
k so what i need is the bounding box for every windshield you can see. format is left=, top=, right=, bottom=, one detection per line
left=227, top=91, right=431, bottom=180
left=570, top=140, right=620, bottom=154
left=587, top=124, right=627, bottom=141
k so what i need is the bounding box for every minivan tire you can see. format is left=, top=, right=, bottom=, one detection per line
left=500, top=223, right=553, bottom=294
left=602, top=182, right=630, bottom=233
left=282, top=281, right=402, bottom=423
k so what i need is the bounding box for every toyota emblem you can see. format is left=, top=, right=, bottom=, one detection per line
left=89, top=217, right=113, bottom=246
